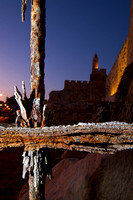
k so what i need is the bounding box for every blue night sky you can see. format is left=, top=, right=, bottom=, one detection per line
left=0, top=0, right=130, bottom=101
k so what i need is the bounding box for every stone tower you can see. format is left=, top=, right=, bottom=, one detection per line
left=92, top=53, right=98, bottom=72
left=128, top=0, right=133, bottom=65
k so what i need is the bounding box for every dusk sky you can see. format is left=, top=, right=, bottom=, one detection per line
left=0, top=0, right=130, bottom=101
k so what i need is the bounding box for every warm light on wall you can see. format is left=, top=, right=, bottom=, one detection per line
left=94, top=63, right=98, bottom=70
left=92, top=54, right=99, bottom=70
left=107, top=37, right=128, bottom=99
left=110, top=88, right=117, bottom=96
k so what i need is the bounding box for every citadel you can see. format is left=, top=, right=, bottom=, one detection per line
left=47, top=0, right=133, bottom=125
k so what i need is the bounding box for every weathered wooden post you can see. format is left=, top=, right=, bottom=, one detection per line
left=15, top=0, right=46, bottom=127
left=14, top=1, right=51, bottom=199
left=30, top=0, right=45, bottom=127
left=22, top=148, right=52, bottom=200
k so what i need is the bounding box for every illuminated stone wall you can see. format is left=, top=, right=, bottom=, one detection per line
left=105, top=37, right=128, bottom=101
left=128, top=0, right=133, bottom=65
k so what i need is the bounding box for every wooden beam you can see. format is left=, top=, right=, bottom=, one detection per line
left=1, top=122, right=133, bottom=154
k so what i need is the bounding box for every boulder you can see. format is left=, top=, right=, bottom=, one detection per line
left=45, top=152, right=103, bottom=200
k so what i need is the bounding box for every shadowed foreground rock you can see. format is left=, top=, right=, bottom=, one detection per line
left=88, top=150, right=133, bottom=200
left=19, top=149, right=133, bottom=200
left=0, top=147, right=26, bottom=200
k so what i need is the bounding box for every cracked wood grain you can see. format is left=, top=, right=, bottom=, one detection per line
left=1, top=122, right=133, bottom=154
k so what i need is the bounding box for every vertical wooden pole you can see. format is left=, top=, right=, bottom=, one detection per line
left=21, top=1, right=49, bottom=199
left=29, top=2, right=47, bottom=198
left=17, top=0, right=46, bottom=127
left=30, top=0, right=46, bottom=126
left=30, top=0, right=45, bottom=99
left=23, top=149, right=48, bottom=200
left=21, top=1, right=51, bottom=199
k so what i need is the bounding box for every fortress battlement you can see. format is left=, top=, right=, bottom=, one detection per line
left=99, top=68, right=106, bottom=73
left=90, top=68, right=107, bottom=81
left=92, top=68, right=106, bottom=75
left=64, top=80, right=90, bottom=90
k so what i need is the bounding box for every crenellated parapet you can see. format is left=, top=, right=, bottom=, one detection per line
left=90, top=68, right=107, bottom=81
left=64, top=80, right=90, bottom=90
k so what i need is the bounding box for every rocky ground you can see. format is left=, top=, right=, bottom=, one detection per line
left=1, top=147, right=133, bottom=200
